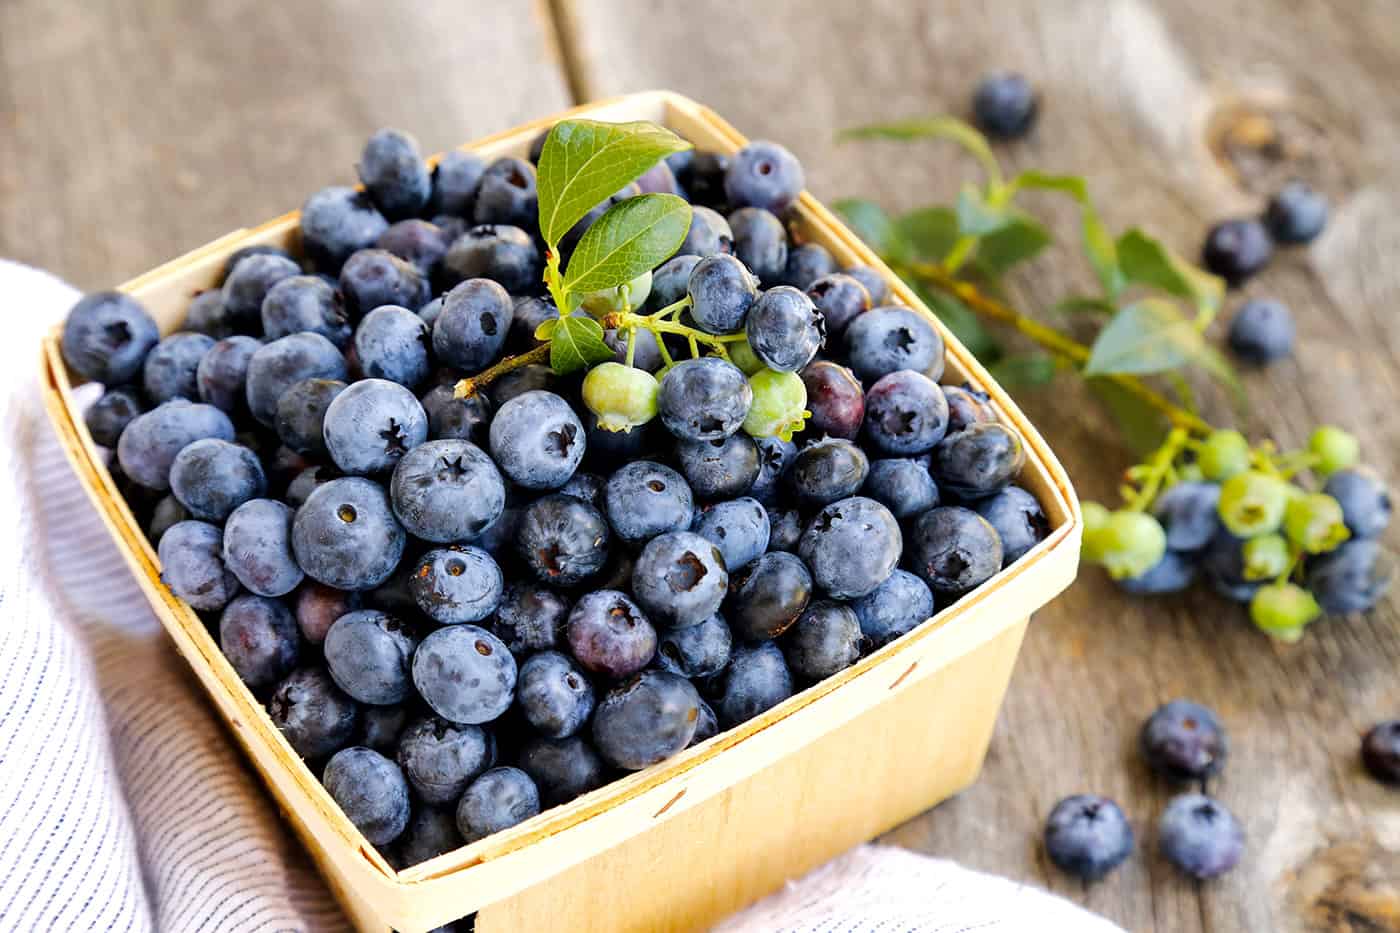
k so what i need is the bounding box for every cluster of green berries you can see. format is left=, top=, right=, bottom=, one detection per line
left=1082, top=425, right=1392, bottom=641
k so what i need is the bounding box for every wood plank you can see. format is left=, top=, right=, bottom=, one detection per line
left=565, top=2, right=1400, bottom=930
left=0, top=0, right=571, bottom=290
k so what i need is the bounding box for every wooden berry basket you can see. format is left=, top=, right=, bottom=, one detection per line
left=39, top=91, right=1081, bottom=933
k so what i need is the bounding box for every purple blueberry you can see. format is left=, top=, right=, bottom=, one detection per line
left=1043, top=795, right=1134, bottom=881
left=223, top=498, right=303, bottom=597
left=300, top=187, right=389, bottom=273
left=197, top=336, right=261, bottom=415
left=293, top=582, right=358, bottom=646
left=1140, top=699, right=1229, bottom=782
left=118, top=399, right=236, bottom=490
left=376, top=219, right=449, bottom=278
left=488, top=582, right=569, bottom=659
left=473, top=157, right=537, bottom=229
left=566, top=590, right=657, bottom=679
left=158, top=519, right=240, bottom=611
left=800, top=361, right=865, bottom=441
left=220, top=594, right=300, bottom=690
left=339, top=248, right=430, bottom=319
left=1362, top=720, right=1400, bottom=785
left=1158, top=794, right=1244, bottom=879
left=1202, top=219, right=1272, bottom=287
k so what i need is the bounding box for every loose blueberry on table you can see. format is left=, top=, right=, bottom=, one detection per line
left=63, top=117, right=1052, bottom=864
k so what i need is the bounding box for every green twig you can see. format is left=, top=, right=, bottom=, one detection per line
left=453, top=344, right=551, bottom=398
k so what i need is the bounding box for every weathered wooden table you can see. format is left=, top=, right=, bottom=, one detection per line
left=4, top=2, right=1397, bottom=929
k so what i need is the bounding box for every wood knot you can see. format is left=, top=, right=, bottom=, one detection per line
left=1283, top=838, right=1400, bottom=932
left=1205, top=96, right=1348, bottom=198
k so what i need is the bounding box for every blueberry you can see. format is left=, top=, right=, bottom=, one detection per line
left=863, top=459, right=940, bottom=520
left=631, top=532, right=729, bottom=629
left=566, top=589, right=657, bottom=678
left=972, top=72, right=1038, bottom=139
left=748, top=436, right=797, bottom=506
left=590, top=670, right=700, bottom=772
left=221, top=244, right=295, bottom=282
left=799, top=496, right=902, bottom=599
left=518, top=736, right=606, bottom=808
left=354, top=305, right=432, bottom=387
left=488, top=364, right=558, bottom=408
left=1323, top=468, right=1391, bottom=539
left=861, top=370, right=949, bottom=456
left=800, top=361, right=865, bottom=441
left=219, top=594, right=300, bottom=690
left=1227, top=299, right=1294, bottom=365
left=1151, top=481, right=1222, bottom=552
left=654, top=358, right=753, bottom=443
left=675, top=435, right=758, bottom=500
left=413, top=625, right=516, bottom=724
left=147, top=495, right=189, bottom=545
left=376, top=219, right=449, bottom=279
left=685, top=150, right=731, bottom=207
left=807, top=273, right=871, bottom=338
left=690, top=699, right=720, bottom=747
left=442, top=225, right=541, bottom=294
left=647, top=255, right=703, bottom=314
left=473, top=157, right=538, bottom=229
left=324, top=609, right=418, bottom=704
left=140, top=332, right=214, bottom=403
left=222, top=498, right=303, bottom=597
left=118, top=400, right=236, bottom=490
left=292, top=477, right=407, bottom=590
left=851, top=569, right=934, bottom=648
left=725, top=141, right=805, bottom=213
left=61, top=291, right=161, bottom=385
left=1140, top=699, right=1228, bottom=781
left=85, top=386, right=145, bottom=448
left=656, top=613, right=732, bottom=680
left=844, top=306, right=945, bottom=383
left=780, top=243, right=835, bottom=292
left=973, top=485, right=1049, bottom=565
left=1043, top=795, right=1133, bottom=881
left=396, top=805, right=464, bottom=868
left=510, top=295, right=560, bottom=351
left=322, top=378, right=428, bottom=476
left=488, top=583, right=569, bottom=658
left=357, top=703, right=409, bottom=755
left=1158, top=794, right=1244, bottom=879
left=357, top=129, right=430, bottom=220
left=637, top=159, right=683, bottom=196
left=558, top=471, right=605, bottom=509
left=1200, top=531, right=1262, bottom=603
left=244, top=332, right=347, bottom=427
left=301, top=187, right=389, bottom=273
left=390, top=438, right=505, bottom=543
left=196, top=336, right=261, bottom=415
left=516, top=650, right=595, bottom=739
left=942, top=384, right=997, bottom=434
left=678, top=205, right=734, bottom=258
left=488, top=390, right=584, bottom=490
left=728, top=551, right=813, bottom=641
left=687, top=254, right=758, bottom=334
left=457, top=767, right=540, bottom=842
left=1362, top=720, right=1400, bottom=785
left=717, top=641, right=793, bottom=726
left=745, top=286, right=824, bottom=372
left=294, top=582, right=358, bottom=646
left=261, top=275, right=351, bottom=346
left=470, top=506, right=523, bottom=560
left=285, top=464, right=339, bottom=509
left=843, top=265, right=888, bottom=306
left=693, top=497, right=770, bottom=571
left=397, top=716, right=493, bottom=806
left=908, top=506, right=1003, bottom=597
left=603, top=461, right=694, bottom=547
left=728, top=207, right=789, bottom=286
left=930, top=423, right=1025, bottom=499
left=224, top=254, right=302, bottom=330
left=269, top=667, right=358, bottom=761
left=517, top=493, right=611, bottom=587
left=1305, top=538, right=1393, bottom=614
left=788, top=438, right=869, bottom=507
left=274, top=378, right=346, bottom=456
left=411, top=547, right=503, bottom=625
left=421, top=384, right=492, bottom=444
left=1202, top=219, right=1273, bottom=286
left=339, top=249, right=430, bottom=319
left=184, top=288, right=234, bottom=338
left=323, top=747, right=411, bottom=845
left=1264, top=181, right=1327, bottom=244
left=430, top=150, right=486, bottom=217
left=159, top=519, right=240, bottom=611
left=434, top=278, right=513, bottom=372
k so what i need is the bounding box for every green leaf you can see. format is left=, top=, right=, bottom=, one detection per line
left=909, top=281, right=1000, bottom=359
left=1006, top=170, right=1089, bottom=201
left=973, top=211, right=1051, bottom=278
left=839, top=117, right=1001, bottom=186
left=833, top=199, right=910, bottom=262
left=1053, top=296, right=1117, bottom=316
left=893, top=207, right=959, bottom=261
left=955, top=184, right=1009, bottom=236
left=564, top=194, right=691, bottom=293
left=1116, top=229, right=1224, bottom=317
left=1084, top=299, right=1205, bottom=376
left=1082, top=209, right=1123, bottom=299
left=1088, top=378, right=1169, bottom=456
left=542, top=314, right=613, bottom=375
left=536, top=119, right=691, bottom=249
left=988, top=354, right=1057, bottom=388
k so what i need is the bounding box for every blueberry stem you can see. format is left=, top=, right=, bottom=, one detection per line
left=606, top=305, right=737, bottom=363
left=624, top=328, right=637, bottom=368
left=1122, top=428, right=1189, bottom=512
left=452, top=343, right=551, bottom=399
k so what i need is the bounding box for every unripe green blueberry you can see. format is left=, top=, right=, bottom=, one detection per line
left=1177, top=462, right=1205, bottom=483
left=726, top=336, right=767, bottom=376
left=1283, top=493, right=1350, bottom=555
left=742, top=369, right=809, bottom=441
left=579, top=270, right=653, bottom=319
left=1309, top=426, right=1359, bottom=477
left=1096, top=510, right=1167, bottom=580
left=1198, top=429, right=1251, bottom=481
left=1249, top=582, right=1321, bottom=641
left=582, top=361, right=659, bottom=432
left=1242, top=533, right=1290, bottom=581
left=1218, top=470, right=1288, bottom=538
left=1080, top=501, right=1112, bottom=562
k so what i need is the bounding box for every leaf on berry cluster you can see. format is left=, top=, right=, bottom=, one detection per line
left=564, top=194, right=691, bottom=293
left=536, top=119, right=692, bottom=249
left=1116, top=229, right=1224, bottom=318
left=955, top=184, right=1009, bottom=236
left=988, top=353, right=1057, bottom=388
left=833, top=199, right=910, bottom=263
left=541, top=314, right=613, bottom=375
left=1003, top=170, right=1122, bottom=299
left=1006, top=170, right=1088, bottom=200
left=1088, top=378, right=1169, bottom=456
left=1084, top=299, right=1203, bottom=376
left=893, top=207, right=959, bottom=261
left=972, top=211, right=1051, bottom=278
left=839, top=117, right=1002, bottom=186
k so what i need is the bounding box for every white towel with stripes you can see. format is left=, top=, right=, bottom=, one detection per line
left=0, top=258, right=1119, bottom=932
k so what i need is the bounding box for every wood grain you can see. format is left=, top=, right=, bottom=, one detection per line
left=564, top=2, right=1400, bottom=930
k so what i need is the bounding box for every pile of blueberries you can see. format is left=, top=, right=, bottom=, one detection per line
left=63, top=123, right=1049, bottom=865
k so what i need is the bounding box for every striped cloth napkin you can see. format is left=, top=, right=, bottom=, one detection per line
left=0, top=258, right=1119, bottom=932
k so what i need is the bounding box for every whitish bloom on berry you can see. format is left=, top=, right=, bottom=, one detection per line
left=582, top=361, right=659, bottom=432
